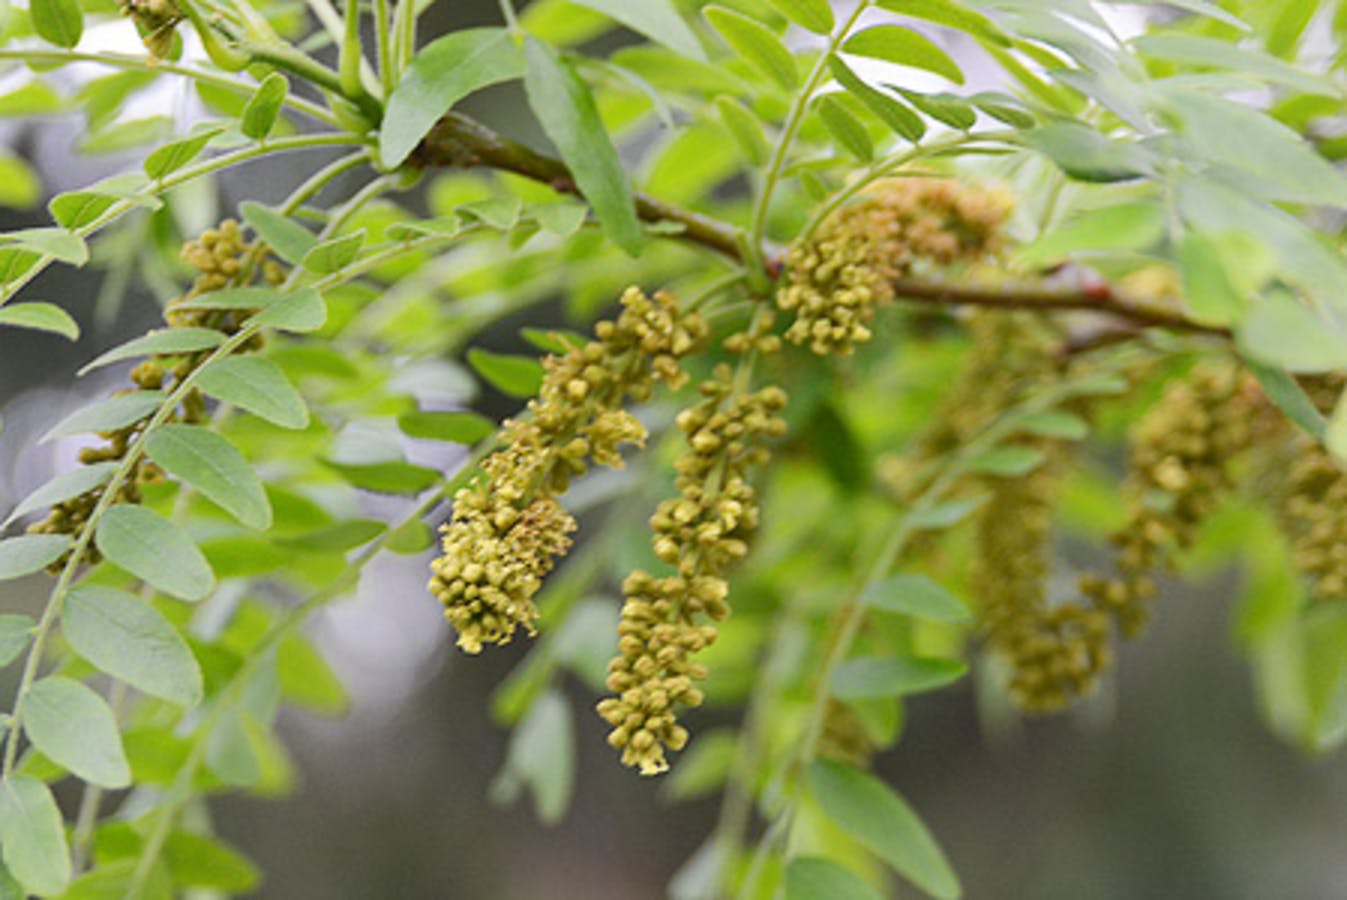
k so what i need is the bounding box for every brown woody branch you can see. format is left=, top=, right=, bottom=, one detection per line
left=413, top=112, right=1228, bottom=340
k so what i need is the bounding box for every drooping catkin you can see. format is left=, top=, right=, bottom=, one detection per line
left=429, top=287, right=708, bottom=654
left=1080, top=363, right=1256, bottom=637
left=778, top=178, right=1012, bottom=356
left=597, top=317, right=787, bottom=775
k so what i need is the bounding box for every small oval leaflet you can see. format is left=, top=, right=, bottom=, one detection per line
left=41, top=391, right=165, bottom=442
left=0, top=534, right=70, bottom=580
left=24, top=676, right=131, bottom=789
left=145, top=424, right=272, bottom=529
left=94, top=504, right=216, bottom=601
left=0, top=774, right=71, bottom=897
left=195, top=355, right=309, bottom=429
left=63, top=584, right=204, bottom=706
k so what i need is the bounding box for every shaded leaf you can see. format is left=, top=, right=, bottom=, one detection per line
left=145, top=424, right=272, bottom=529
left=828, top=56, right=924, bottom=142
left=467, top=347, right=544, bottom=397
left=861, top=573, right=971, bottom=622
left=0, top=534, right=70, bottom=580
left=195, top=355, right=309, bottom=429
left=808, top=760, right=961, bottom=899
left=78, top=326, right=225, bottom=375
left=5, top=462, right=117, bottom=526
left=0, top=302, right=78, bottom=340
left=843, top=24, right=964, bottom=84
left=0, top=615, right=35, bottom=667
left=569, top=0, right=705, bottom=60
left=63, top=583, right=203, bottom=706
left=239, top=202, right=315, bottom=264
left=95, top=505, right=215, bottom=601
left=524, top=39, right=643, bottom=255
left=397, top=409, right=496, bottom=443
left=380, top=28, right=526, bottom=167
left=832, top=655, right=967, bottom=699
left=785, top=856, right=884, bottom=900
left=41, top=391, right=165, bottom=441
left=240, top=72, right=288, bottom=140
left=321, top=460, right=440, bottom=494
left=24, top=676, right=130, bottom=788
left=0, top=775, right=70, bottom=897
left=704, top=6, right=798, bottom=90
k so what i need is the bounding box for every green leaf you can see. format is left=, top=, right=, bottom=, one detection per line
left=195, top=355, right=309, bottom=429
left=1161, top=89, right=1347, bottom=207
left=893, top=88, right=976, bottom=129
left=661, top=729, right=738, bottom=801
left=876, top=0, right=1011, bottom=46
left=63, top=584, right=203, bottom=706
left=1014, top=410, right=1089, bottom=440
left=385, top=519, right=434, bottom=554
left=489, top=689, right=575, bottom=824
left=1108, top=0, right=1249, bottom=31
left=276, top=519, right=385, bottom=552
left=568, top=0, right=705, bottom=60
left=0, top=615, right=35, bottom=667
left=321, top=460, right=441, bottom=495
left=250, top=288, right=327, bottom=333
left=457, top=197, right=523, bottom=230
left=843, top=24, right=964, bottom=83
left=530, top=202, right=588, bottom=237
left=145, top=425, right=272, bottom=529
left=397, top=409, right=496, bottom=443
left=48, top=192, right=112, bottom=230
left=24, top=676, right=130, bottom=788
left=1133, top=34, right=1329, bottom=96
left=1240, top=292, right=1347, bottom=373
left=1015, top=202, right=1166, bottom=267
left=0, top=154, right=41, bottom=209
left=0, top=83, right=64, bottom=117
left=41, top=391, right=165, bottom=441
left=785, top=857, right=884, bottom=900
left=861, top=573, right=971, bottom=623
left=277, top=632, right=347, bottom=716
left=380, top=28, right=526, bottom=167
left=0, top=302, right=78, bottom=340
left=1245, top=359, right=1326, bottom=441
left=0, top=534, right=70, bottom=580
left=301, top=230, right=364, bottom=274
left=4, top=462, right=117, bottom=526
left=816, top=95, right=874, bottom=161
left=524, top=38, right=644, bottom=256
left=0, top=775, right=70, bottom=897
left=1028, top=122, right=1152, bottom=182
left=80, top=115, right=173, bottom=155
left=4, top=227, right=87, bottom=264
left=95, top=505, right=215, bottom=601
left=703, top=6, right=798, bottom=90
left=808, top=760, right=961, bottom=899
left=1176, top=231, right=1249, bottom=326
left=78, top=326, right=225, bottom=374
left=765, top=0, right=833, bottom=33
left=164, top=831, right=260, bottom=892
left=143, top=129, right=218, bottom=180
left=910, top=495, right=986, bottom=529
left=240, top=72, right=288, bottom=140
left=30, top=0, right=82, bottom=47
left=827, top=56, right=925, bottom=142
left=832, top=655, right=967, bottom=699
left=467, top=347, right=544, bottom=397
left=970, top=91, right=1035, bottom=128
left=715, top=95, right=770, bottom=165
left=969, top=445, right=1046, bottom=476
left=239, top=201, right=316, bottom=264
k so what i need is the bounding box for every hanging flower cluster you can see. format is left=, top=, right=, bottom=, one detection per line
left=596, top=353, right=787, bottom=774
left=777, top=178, right=1011, bottom=355
left=429, top=287, right=709, bottom=654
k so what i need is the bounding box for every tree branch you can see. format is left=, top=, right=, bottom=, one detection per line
left=414, top=113, right=747, bottom=262
left=889, top=276, right=1231, bottom=337
left=413, top=112, right=1229, bottom=340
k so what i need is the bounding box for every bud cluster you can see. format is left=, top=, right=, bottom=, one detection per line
left=597, top=356, right=788, bottom=775
left=429, top=287, right=709, bottom=654
left=777, top=178, right=1012, bottom=355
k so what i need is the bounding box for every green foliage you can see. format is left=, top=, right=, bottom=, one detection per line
left=1, top=0, right=1346, bottom=896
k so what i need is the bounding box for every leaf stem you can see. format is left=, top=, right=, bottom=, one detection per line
left=748, top=1, right=871, bottom=255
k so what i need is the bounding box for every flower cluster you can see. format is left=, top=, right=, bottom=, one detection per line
left=1277, top=440, right=1347, bottom=603
left=429, top=287, right=708, bottom=654
left=977, top=451, right=1112, bottom=711
left=777, top=178, right=1012, bottom=355
left=597, top=360, right=787, bottom=775
left=27, top=220, right=281, bottom=567
left=1080, top=364, right=1255, bottom=637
